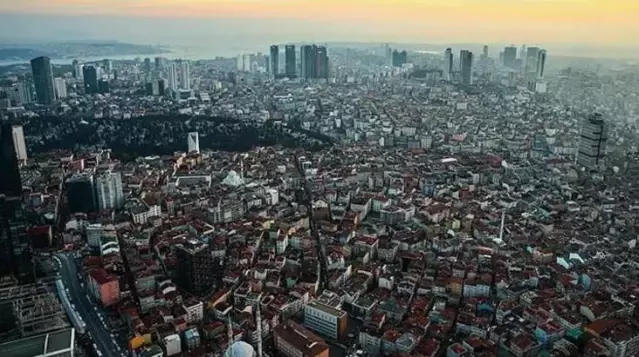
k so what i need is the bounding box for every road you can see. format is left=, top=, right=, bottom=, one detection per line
left=57, top=253, right=124, bottom=357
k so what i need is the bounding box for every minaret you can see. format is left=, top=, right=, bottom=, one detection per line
left=240, top=158, right=245, bottom=180
left=256, top=304, right=263, bottom=357
left=227, top=315, right=234, bottom=354
left=499, top=209, right=506, bottom=242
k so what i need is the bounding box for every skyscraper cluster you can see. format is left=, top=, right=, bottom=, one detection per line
left=442, top=48, right=473, bottom=85
left=268, top=44, right=329, bottom=79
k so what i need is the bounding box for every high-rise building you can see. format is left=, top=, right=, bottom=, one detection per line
left=30, top=56, right=55, bottom=105
left=236, top=55, right=244, bottom=72
left=95, top=171, right=124, bottom=211
left=98, top=79, right=109, bottom=94
left=459, top=50, right=474, bottom=85
left=155, top=57, right=164, bottom=71
left=270, top=45, right=280, bottom=77
left=179, top=61, right=191, bottom=89
left=316, top=46, right=329, bottom=79
left=83, top=66, right=99, bottom=94
left=74, top=63, right=84, bottom=80
left=444, top=48, right=454, bottom=80
left=103, top=59, right=113, bottom=73
left=144, top=58, right=152, bottom=73
left=11, top=125, right=27, bottom=163
left=175, top=240, right=217, bottom=296
left=242, top=54, right=252, bottom=73
left=188, top=132, right=200, bottom=154
left=54, top=78, right=67, bottom=99
left=482, top=45, right=489, bottom=59
left=0, top=123, right=23, bottom=197
left=168, top=63, right=178, bottom=90
left=385, top=44, right=393, bottom=66
left=578, top=113, right=608, bottom=169
left=536, top=49, right=547, bottom=79
left=300, top=45, right=316, bottom=79
left=503, top=46, right=517, bottom=68
left=15, top=82, right=32, bottom=105
left=392, top=50, right=408, bottom=67
left=526, top=47, right=540, bottom=74
left=66, top=172, right=97, bottom=214
left=285, top=45, right=296, bottom=78
left=0, top=195, right=34, bottom=283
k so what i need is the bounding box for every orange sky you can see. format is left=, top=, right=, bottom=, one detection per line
left=2, top=0, right=638, bottom=45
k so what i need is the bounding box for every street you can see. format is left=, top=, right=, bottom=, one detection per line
left=56, top=253, right=125, bottom=357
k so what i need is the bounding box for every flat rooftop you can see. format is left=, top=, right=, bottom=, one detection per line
left=0, top=328, right=75, bottom=357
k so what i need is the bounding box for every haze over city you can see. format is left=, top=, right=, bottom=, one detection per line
left=1, top=0, right=638, bottom=57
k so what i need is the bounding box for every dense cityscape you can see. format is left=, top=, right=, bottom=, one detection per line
left=0, top=38, right=638, bottom=357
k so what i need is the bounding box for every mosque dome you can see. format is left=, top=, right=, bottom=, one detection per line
left=224, top=341, right=255, bottom=357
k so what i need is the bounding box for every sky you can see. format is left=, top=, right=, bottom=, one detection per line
left=0, top=0, right=638, bottom=52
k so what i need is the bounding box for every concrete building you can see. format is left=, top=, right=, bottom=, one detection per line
left=577, top=113, right=608, bottom=170
left=168, top=63, right=178, bottom=91
left=54, top=78, right=67, bottom=99
left=179, top=61, right=191, bottom=90
left=304, top=301, right=348, bottom=340
left=187, top=131, right=200, bottom=154
left=95, top=171, right=124, bottom=211
left=87, top=268, right=120, bottom=307
left=11, top=125, right=27, bottom=163
left=274, top=320, right=329, bottom=357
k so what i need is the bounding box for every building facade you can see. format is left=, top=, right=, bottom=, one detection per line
left=30, top=56, right=55, bottom=105
left=459, top=50, right=474, bottom=85
left=578, top=113, right=608, bottom=170
left=304, top=301, right=348, bottom=340
left=95, top=171, right=124, bottom=211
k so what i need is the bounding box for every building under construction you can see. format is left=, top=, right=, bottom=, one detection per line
left=0, top=280, right=68, bottom=339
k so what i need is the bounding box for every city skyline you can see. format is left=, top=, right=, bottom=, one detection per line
left=0, top=0, right=638, bottom=51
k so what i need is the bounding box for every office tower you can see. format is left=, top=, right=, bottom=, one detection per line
left=83, top=66, right=99, bottom=94
left=175, top=241, right=216, bottom=296
left=270, top=45, right=279, bottom=77
left=236, top=55, right=244, bottom=71
left=147, top=79, right=166, bottom=96
left=187, top=132, right=200, bottom=154
left=536, top=49, right=547, bottom=78
left=285, top=45, right=296, bottom=78
left=0, top=195, right=34, bottom=283
left=392, top=50, right=407, bottom=67
left=73, top=63, right=83, bottom=80
left=179, top=61, right=191, bottom=89
left=300, top=45, right=316, bottom=79
left=0, top=123, right=23, bottom=197
left=243, top=54, right=252, bottom=72
left=482, top=45, right=489, bottom=59
left=30, top=56, right=55, bottom=105
left=459, top=50, right=474, bottom=85
left=144, top=58, right=152, bottom=73
left=95, top=171, right=124, bottom=211
left=316, top=46, right=329, bottom=79
left=102, top=59, right=113, bottom=72
left=503, top=46, right=517, bottom=68
left=11, top=125, right=27, bottom=163
left=444, top=48, right=454, bottom=80
left=66, top=172, right=97, bottom=214
left=168, top=63, right=178, bottom=90
left=526, top=47, right=540, bottom=73
left=385, top=44, right=393, bottom=66
left=98, top=79, right=109, bottom=94
left=16, top=82, right=32, bottom=105
left=155, top=57, right=164, bottom=71
left=54, top=78, right=67, bottom=99
left=578, top=113, right=608, bottom=169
